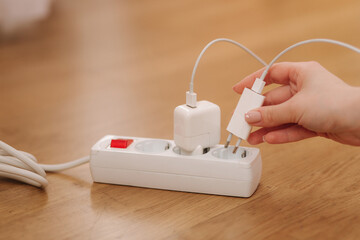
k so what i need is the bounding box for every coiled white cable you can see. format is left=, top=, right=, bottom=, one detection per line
left=0, top=140, right=89, bottom=188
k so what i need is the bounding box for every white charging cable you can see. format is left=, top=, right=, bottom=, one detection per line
left=186, top=38, right=268, bottom=107
left=0, top=140, right=89, bottom=187
left=259, top=39, right=360, bottom=83
left=225, top=38, right=360, bottom=153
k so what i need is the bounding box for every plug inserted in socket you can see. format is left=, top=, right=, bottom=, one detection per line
left=174, top=100, right=220, bottom=153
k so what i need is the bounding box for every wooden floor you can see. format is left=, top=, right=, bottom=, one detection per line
left=1, top=0, right=360, bottom=239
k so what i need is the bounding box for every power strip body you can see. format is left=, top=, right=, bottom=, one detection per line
left=90, top=135, right=262, bottom=197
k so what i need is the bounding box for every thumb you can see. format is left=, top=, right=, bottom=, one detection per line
left=245, top=102, right=296, bottom=127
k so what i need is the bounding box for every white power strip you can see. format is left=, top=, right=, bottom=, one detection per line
left=90, top=135, right=262, bottom=197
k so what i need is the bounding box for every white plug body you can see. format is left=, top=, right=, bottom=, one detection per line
left=227, top=87, right=265, bottom=140
left=174, top=100, right=220, bottom=152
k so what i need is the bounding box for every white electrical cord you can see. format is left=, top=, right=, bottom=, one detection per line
left=0, top=140, right=89, bottom=188
left=259, top=38, right=360, bottom=82
left=189, top=38, right=267, bottom=94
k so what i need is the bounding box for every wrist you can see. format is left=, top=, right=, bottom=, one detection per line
left=342, top=86, right=360, bottom=132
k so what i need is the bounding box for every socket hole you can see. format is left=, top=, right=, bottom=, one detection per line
left=203, top=147, right=210, bottom=154
left=212, top=146, right=247, bottom=159
left=135, top=140, right=170, bottom=154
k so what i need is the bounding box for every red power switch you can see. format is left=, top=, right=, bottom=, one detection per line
left=110, top=139, right=133, bottom=148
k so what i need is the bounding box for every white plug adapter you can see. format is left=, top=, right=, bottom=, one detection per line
left=174, top=100, right=220, bottom=153
left=227, top=81, right=265, bottom=140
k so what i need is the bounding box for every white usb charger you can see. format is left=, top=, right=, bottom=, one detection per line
left=174, top=97, right=221, bottom=154
left=225, top=78, right=265, bottom=153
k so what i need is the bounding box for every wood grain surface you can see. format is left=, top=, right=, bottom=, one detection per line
left=0, top=0, right=359, bottom=239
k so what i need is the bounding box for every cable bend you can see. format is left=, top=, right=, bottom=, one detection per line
left=0, top=140, right=89, bottom=188
left=189, top=38, right=267, bottom=93
left=260, top=39, right=360, bottom=81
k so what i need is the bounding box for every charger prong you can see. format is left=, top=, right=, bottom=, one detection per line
left=232, top=138, right=242, bottom=154
left=224, top=133, right=233, bottom=148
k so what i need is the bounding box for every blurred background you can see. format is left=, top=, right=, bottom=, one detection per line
left=1, top=0, right=359, bottom=160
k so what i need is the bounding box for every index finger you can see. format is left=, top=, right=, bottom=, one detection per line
left=233, top=62, right=300, bottom=94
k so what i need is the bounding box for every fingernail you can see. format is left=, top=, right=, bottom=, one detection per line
left=245, top=111, right=262, bottom=123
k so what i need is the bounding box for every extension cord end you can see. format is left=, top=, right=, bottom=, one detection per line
left=186, top=91, right=197, bottom=108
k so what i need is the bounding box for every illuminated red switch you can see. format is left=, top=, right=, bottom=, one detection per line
left=110, top=139, right=133, bottom=148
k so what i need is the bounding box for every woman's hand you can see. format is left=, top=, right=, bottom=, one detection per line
left=233, top=61, right=360, bottom=146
